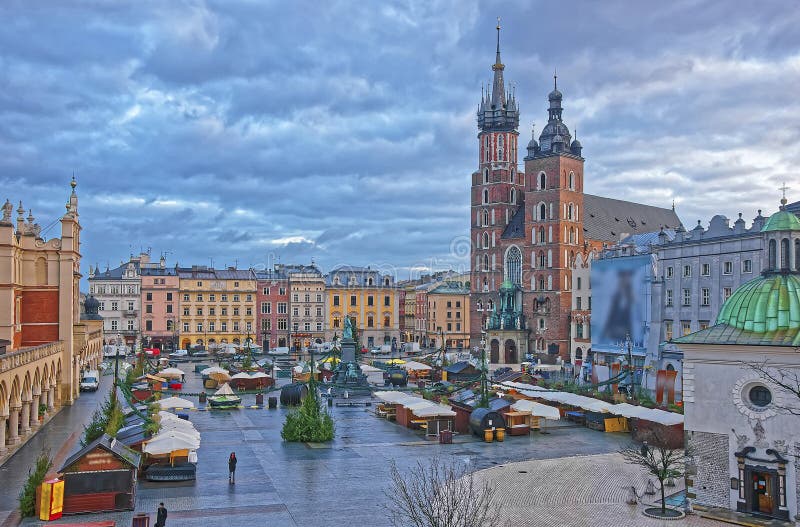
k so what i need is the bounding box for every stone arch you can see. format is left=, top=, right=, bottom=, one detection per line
left=32, top=368, right=42, bottom=397
left=575, top=347, right=583, bottom=360
left=21, top=372, right=32, bottom=402
left=10, top=375, right=22, bottom=407
left=0, top=380, right=8, bottom=417
left=490, top=339, right=500, bottom=364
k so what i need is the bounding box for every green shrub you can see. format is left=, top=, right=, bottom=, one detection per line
left=104, top=403, right=124, bottom=437
left=281, top=390, right=335, bottom=442
left=18, top=450, right=52, bottom=517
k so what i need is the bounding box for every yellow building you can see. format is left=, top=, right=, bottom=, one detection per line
left=177, top=267, right=257, bottom=350
left=325, top=266, right=398, bottom=348
left=426, top=280, right=470, bottom=350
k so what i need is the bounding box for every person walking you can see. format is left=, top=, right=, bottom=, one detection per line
left=155, top=502, right=167, bottom=527
left=228, top=452, right=237, bottom=484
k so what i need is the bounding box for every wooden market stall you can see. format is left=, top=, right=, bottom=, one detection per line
left=58, top=434, right=141, bottom=514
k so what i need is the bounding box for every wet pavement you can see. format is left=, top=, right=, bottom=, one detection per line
left=11, top=362, right=635, bottom=527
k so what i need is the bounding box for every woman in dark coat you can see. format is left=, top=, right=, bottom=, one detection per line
left=155, top=503, right=167, bottom=527
left=228, top=452, right=237, bottom=484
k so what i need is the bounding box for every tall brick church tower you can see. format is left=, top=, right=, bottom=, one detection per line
left=470, top=24, right=585, bottom=363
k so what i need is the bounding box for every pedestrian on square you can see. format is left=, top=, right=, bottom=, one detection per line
left=155, top=502, right=167, bottom=527
left=228, top=451, right=237, bottom=484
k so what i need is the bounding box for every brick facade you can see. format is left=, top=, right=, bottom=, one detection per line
left=687, top=430, right=730, bottom=508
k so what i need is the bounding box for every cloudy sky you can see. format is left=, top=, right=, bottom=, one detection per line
left=2, top=1, right=799, bottom=281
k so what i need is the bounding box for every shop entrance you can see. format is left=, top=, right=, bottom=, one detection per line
left=747, top=469, right=777, bottom=517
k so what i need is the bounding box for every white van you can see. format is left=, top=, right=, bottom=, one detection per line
left=79, top=370, right=100, bottom=392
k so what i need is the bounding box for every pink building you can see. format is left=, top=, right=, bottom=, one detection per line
left=140, top=262, right=179, bottom=351
left=255, top=267, right=289, bottom=351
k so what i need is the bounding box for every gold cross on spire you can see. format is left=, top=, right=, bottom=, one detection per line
left=780, top=181, right=789, bottom=206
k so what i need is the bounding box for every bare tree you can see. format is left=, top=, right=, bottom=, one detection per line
left=386, top=458, right=500, bottom=527
left=620, top=435, right=687, bottom=516
left=741, top=360, right=800, bottom=415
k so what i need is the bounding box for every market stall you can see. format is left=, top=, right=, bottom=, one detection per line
left=58, top=434, right=141, bottom=514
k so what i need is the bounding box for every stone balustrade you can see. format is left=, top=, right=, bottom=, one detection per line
left=0, top=341, right=64, bottom=374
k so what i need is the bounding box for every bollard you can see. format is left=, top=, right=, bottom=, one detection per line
left=268, top=396, right=278, bottom=409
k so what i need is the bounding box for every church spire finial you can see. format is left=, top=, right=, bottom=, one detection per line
left=554, top=68, right=558, bottom=90
left=779, top=182, right=789, bottom=208
left=496, top=17, right=501, bottom=62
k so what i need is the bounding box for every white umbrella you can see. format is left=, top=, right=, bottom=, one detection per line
left=230, top=372, right=252, bottom=380
left=160, top=421, right=200, bottom=436
left=143, top=430, right=200, bottom=454
left=250, top=371, right=270, bottom=378
left=155, top=396, right=195, bottom=409
left=200, top=366, right=229, bottom=375
left=159, top=367, right=185, bottom=379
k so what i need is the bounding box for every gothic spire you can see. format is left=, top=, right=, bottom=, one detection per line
left=490, top=17, right=506, bottom=110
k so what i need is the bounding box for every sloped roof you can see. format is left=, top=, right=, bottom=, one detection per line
left=583, top=194, right=682, bottom=242
left=60, top=433, right=141, bottom=472
left=673, top=323, right=800, bottom=347
left=501, top=205, right=526, bottom=239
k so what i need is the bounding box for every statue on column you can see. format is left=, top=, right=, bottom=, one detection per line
left=343, top=316, right=354, bottom=340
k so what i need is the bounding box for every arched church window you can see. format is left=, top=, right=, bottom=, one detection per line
left=483, top=189, right=489, bottom=204
left=538, top=227, right=545, bottom=244
left=538, top=251, right=546, bottom=268
left=538, top=276, right=545, bottom=290
left=569, top=172, right=575, bottom=190
left=483, top=254, right=489, bottom=272
left=547, top=275, right=553, bottom=290
left=769, top=239, right=777, bottom=269
left=510, top=188, right=515, bottom=204
left=781, top=238, right=790, bottom=270
left=483, top=168, right=489, bottom=184
left=539, top=172, right=546, bottom=190
left=510, top=167, right=515, bottom=183
left=498, top=135, right=504, bottom=160
left=482, top=232, right=489, bottom=249
left=505, top=246, right=522, bottom=285
left=568, top=203, right=574, bottom=220
left=539, top=204, right=547, bottom=221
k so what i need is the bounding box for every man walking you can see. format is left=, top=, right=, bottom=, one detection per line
left=155, top=502, right=167, bottom=527
left=228, top=451, right=237, bottom=484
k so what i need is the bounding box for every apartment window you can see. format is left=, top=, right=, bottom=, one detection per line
left=166, top=293, right=172, bottom=301
left=146, top=292, right=153, bottom=301
left=742, top=259, right=752, bottom=273
left=447, top=323, right=452, bottom=331
left=221, top=307, right=228, bottom=316
left=246, top=322, right=252, bottom=332
left=111, top=320, right=118, bottom=331
left=209, top=307, right=215, bottom=316
left=209, top=294, right=216, bottom=302
left=701, top=288, right=710, bottom=306
left=261, top=302, right=271, bottom=314
left=166, top=320, right=174, bottom=331
left=99, top=301, right=105, bottom=310
left=197, top=323, right=203, bottom=332
left=316, top=294, right=322, bottom=303
left=234, top=281, right=239, bottom=287
left=447, top=301, right=452, bottom=308
left=316, top=307, right=322, bottom=317
left=278, top=302, right=288, bottom=314
left=278, top=319, right=287, bottom=330
left=682, top=289, right=691, bottom=306
left=111, top=301, right=118, bottom=311
left=209, top=322, right=215, bottom=332
left=456, top=301, right=461, bottom=308
left=246, top=294, right=252, bottom=302
left=683, top=265, right=691, bottom=277
left=666, top=290, right=673, bottom=307
left=183, top=293, right=189, bottom=302
left=333, top=318, right=340, bottom=328
left=292, top=307, right=299, bottom=317
left=699, top=320, right=710, bottom=330
left=263, top=287, right=270, bottom=295
left=304, top=322, right=311, bottom=331
left=316, top=322, right=323, bottom=331
left=197, top=293, right=203, bottom=301
left=701, top=263, right=710, bottom=276
left=145, top=304, right=152, bottom=314
left=304, top=307, right=310, bottom=317
left=723, top=287, right=732, bottom=301
left=233, top=294, right=240, bottom=302
left=183, top=323, right=189, bottom=333
left=221, top=294, right=228, bottom=302
left=304, top=293, right=310, bottom=302
left=456, top=323, right=461, bottom=331
left=333, top=295, right=340, bottom=306
left=196, top=308, right=203, bottom=316
left=577, top=277, right=582, bottom=290
left=723, top=261, right=733, bottom=275
left=127, top=301, right=134, bottom=311
left=588, top=296, right=591, bottom=309
left=233, top=307, right=240, bottom=316
left=246, top=307, right=252, bottom=316
left=166, top=304, right=173, bottom=314
left=576, top=323, right=584, bottom=339
left=666, top=266, right=673, bottom=279
left=279, top=287, right=286, bottom=295
left=576, top=297, right=582, bottom=310
left=183, top=307, right=190, bottom=316
left=368, top=296, right=374, bottom=306
left=197, top=281, right=202, bottom=287
left=447, top=311, right=452, bottom=319
left=682, top=321, right=691, bottom=336
left=367, top=316, right=374, bottom=328
left=665, top=320, right=673, bottom=341
left=350, top=295, right=357, bottom=306
left=221, top=322, right=227, bottom=332
left=233, top=322, right=240, bottom=331
left=292, top=322, right=299, bottom=331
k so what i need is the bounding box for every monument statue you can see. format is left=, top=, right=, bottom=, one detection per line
left=343, top=316, right=354, bottom=340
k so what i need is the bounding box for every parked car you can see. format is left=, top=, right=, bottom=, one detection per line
left=268, top=346, right=290, bottom=355
left=79, top=370, right=100, bottom=392
left=169, top=349, right=189, bottom=360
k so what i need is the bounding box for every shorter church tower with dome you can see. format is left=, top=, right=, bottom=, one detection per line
left=675, top=196, right=800, bottom=521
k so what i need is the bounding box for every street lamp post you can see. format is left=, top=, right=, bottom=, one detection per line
left=479, top=330, right=489, bottom=408
left=624, top=332, right=637, bottom=403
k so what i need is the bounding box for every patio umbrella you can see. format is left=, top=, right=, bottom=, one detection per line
left=385, top=359, right=406, bottom=365
left=155, top=396, right=195, bottom=409
left=249, top=372, right=270, bottom=379
left=230, top=372, right=252, bottom=380
left=159, top=367, right=185, bottom=379
left=143, top=430, right=201, bottom=454
left=200, top=366, right=229, bottom=375
left=201, top=366, right=231, bottom=382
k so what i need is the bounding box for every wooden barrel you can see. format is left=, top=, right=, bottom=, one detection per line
left=495, top=428, right=505, bottom=442
left=483, top=429, right=494, bottom=442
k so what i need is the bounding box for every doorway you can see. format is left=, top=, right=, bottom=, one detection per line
left=504, top=339, right=517, bottom=363
left=490, top=340, right=500, bottom=363
left=747, top=469, right=778, bottom=518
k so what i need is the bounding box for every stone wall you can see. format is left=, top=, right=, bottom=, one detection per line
left=688, top=430, right=730, bottom=508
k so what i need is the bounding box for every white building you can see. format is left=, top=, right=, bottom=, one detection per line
left=676, top=201, right=800, bottom=521
left=88, top=253, right=149, bottom=348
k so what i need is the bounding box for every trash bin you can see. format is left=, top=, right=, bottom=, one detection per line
left=268, top=396, right=278, bottom=409
left=199, top=392, right=207, bottom=403
left=132, top=513, right=150, bottom=527
left=255, top=393, right=264, bottom=405
left=439, top=430, right=453, bottom=444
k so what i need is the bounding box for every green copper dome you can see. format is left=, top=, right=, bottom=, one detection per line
left=761, top=209, right=800, bottom=232
left=716, top=273, right=800, bottom=332
left=499, top=279, right=516, bottom=291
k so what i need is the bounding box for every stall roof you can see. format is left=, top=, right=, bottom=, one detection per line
left=60, top=434, right=141, bottom=472
left=413, top=405, right=457, bottom=418
left=611, top=403, right=684, bottom=426
left=402, top=360, right=433, bottom=371
left=510, top=399, right=561, bottom=420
